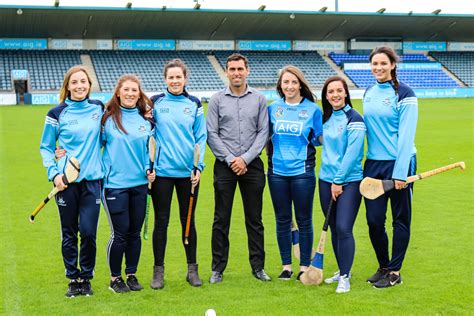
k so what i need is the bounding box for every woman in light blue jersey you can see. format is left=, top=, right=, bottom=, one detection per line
left=149, top=59, right=207, bottom=289
left=40, top=65, right=104, bottom=298
left=318, top=76, right=365, bottom=293
left=267, top=65, right=323, bottom=281
left=101, top=75, right=155, bottom=293
left=363, top=47, right=418, bottom=289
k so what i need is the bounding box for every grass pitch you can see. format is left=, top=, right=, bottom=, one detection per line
left=0, top=98, right=473, bottom=315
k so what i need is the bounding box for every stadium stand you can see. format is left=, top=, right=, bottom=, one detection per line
left=0, top=50, right=82, bottom=91
left=430, top=52, right=474, bottom=87
left=90, top=50, right=225, bottom=92
left=0, top=49, right=468, bottom=92
left=214, top=51, right=337, bottom=88
left=328, top=52, right=430, bottom=66
left=328, top=52, right=459, bottom=88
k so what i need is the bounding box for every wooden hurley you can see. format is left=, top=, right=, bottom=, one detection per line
left=30, top=157, right=80, bottom=223
left=143, top=136, right=157, bottom=240
left=184, top=144, right=200, bottom=245
left=360, top=161, right=466, bottom=200
left=300, top=199, right=334, bottom=285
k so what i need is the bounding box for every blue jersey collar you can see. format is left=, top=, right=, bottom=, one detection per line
left=376, top=80, right=395, bottom=89
left=65, top=98, right=89, bottom=107
left=165, top=89, right=188, bottom=99
left=120, top=106, right=138, bottom=114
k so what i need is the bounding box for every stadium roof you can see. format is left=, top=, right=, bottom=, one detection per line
left=1, top=6, right=473, bottom=42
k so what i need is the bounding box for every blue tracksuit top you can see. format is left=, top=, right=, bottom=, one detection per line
left=40, top=98, right=104, bottom=182
left=102, top=107, right=153, bottom=189
left=268, top=97, right=323, bottom=176
left=318, top=104, right=366, bottom=185
left=151, top=90, right=207, bottom=178
left=363, top=81, right=418, bottom=181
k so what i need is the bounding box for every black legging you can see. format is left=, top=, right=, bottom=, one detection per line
left=151, top=176, right=199, bottom=266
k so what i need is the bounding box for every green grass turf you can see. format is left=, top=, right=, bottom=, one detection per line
left=1, top=98, right=473, bottom=315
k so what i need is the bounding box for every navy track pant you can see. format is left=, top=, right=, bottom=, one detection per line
left=55, top=179, right=101, bottom=280
left=364, top=156, right=416, bottom=271
left=319, top=180, right=361, bottom=276
left=102, top=184, right=147, bottom=277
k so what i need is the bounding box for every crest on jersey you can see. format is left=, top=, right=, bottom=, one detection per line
left=276, top=107, right=284, bottom=117
left=383, top=97, right=391, bottom=106
left=183, top=107, right=192, bottom=115
left=139, top=125, right=146, bottom=133
left=91, top=113, right=100, bottom=121
left=298, top=110, right=308, bottom=120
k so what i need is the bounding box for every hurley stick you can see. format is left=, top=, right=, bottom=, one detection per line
left=143, top=136, right=157, bottom=240
left=184, top=144, right=200, bottom=245
left=300, top=199, right=334, bottom=285
left=30, top=157, right=80, bottom=223
left=360, top=161, right=465, bottom=200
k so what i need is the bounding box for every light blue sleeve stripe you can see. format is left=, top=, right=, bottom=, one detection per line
left=393, top=97, right=418, bottom=180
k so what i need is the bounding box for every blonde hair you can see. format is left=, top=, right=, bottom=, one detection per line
left=59, top=65, right=92, bottom=103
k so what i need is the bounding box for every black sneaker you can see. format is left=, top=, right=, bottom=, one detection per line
left=109, top=276, right=130, bottom=293
left=278, top=270, right=293, bottom=281
left=126, top=275, right=144, bottom=291
left=296, top=271, right=304, bottom=281
left=81, top=279, right=94, bottom=296
left=367, top=268, right=389, bottom=283
left=65, top=279, right=81, bottom=298
left=373, top=272, right=403, bottom=289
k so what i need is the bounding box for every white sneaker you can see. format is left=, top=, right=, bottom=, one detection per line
left=336, top=275, right=351, bottom=293
left=324, top=271, right=340, bottom=284
left=324, top=271, right=352, bottom=284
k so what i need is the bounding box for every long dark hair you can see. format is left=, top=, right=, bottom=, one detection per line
left=102, top=74, right=152, bottom=134
left=369, top=46, right=400, bottom=94
left=321, top=76, right=352, bottom=123
left=276, top=65, right=316, bottom=103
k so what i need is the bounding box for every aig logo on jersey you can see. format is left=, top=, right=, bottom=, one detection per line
left=275, top=120, right=303, bottom=136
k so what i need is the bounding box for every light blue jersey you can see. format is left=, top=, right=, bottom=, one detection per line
left=363, top=81, right=418, bottom=181
left=40, top=98, right=104, bottom=182
left=102, top=107, right=153, bottom=189
left=319, top=105, right=365, bottom=184
left=151, top=90, right=207, bottom=178
left=268, top=98, right=323, bottom=176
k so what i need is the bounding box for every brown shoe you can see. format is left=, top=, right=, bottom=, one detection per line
left=151, top=265, right=164, bottom=289
left=186, top=263, right=202, bottom=287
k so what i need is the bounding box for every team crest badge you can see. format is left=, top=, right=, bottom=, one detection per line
left=298, top=110, right=308, bottom=120
left=383, top=97, right=391, bottom=106
left=91, top=113, right=100, bottom=120
left=139, top=125, right=146, bottom=133
left=276, top=107, right=284, bottom=117
left=183, top=108, right=192, bottom=115
left=57, top=196, right=66, bottom=206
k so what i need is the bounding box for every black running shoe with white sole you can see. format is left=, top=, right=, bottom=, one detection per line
left=126, top=275, right=144, bottom=291
left=367, top=268, right=388, bottom=283
left=65, top=279, right=82, bottom=298
left=373, top=272, right=402, bottom=289
left=278, top=270, right=293, bottom=280
left=81, top=279, right=94, bottom=296
left=109, top=276, right=130, bottom=293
